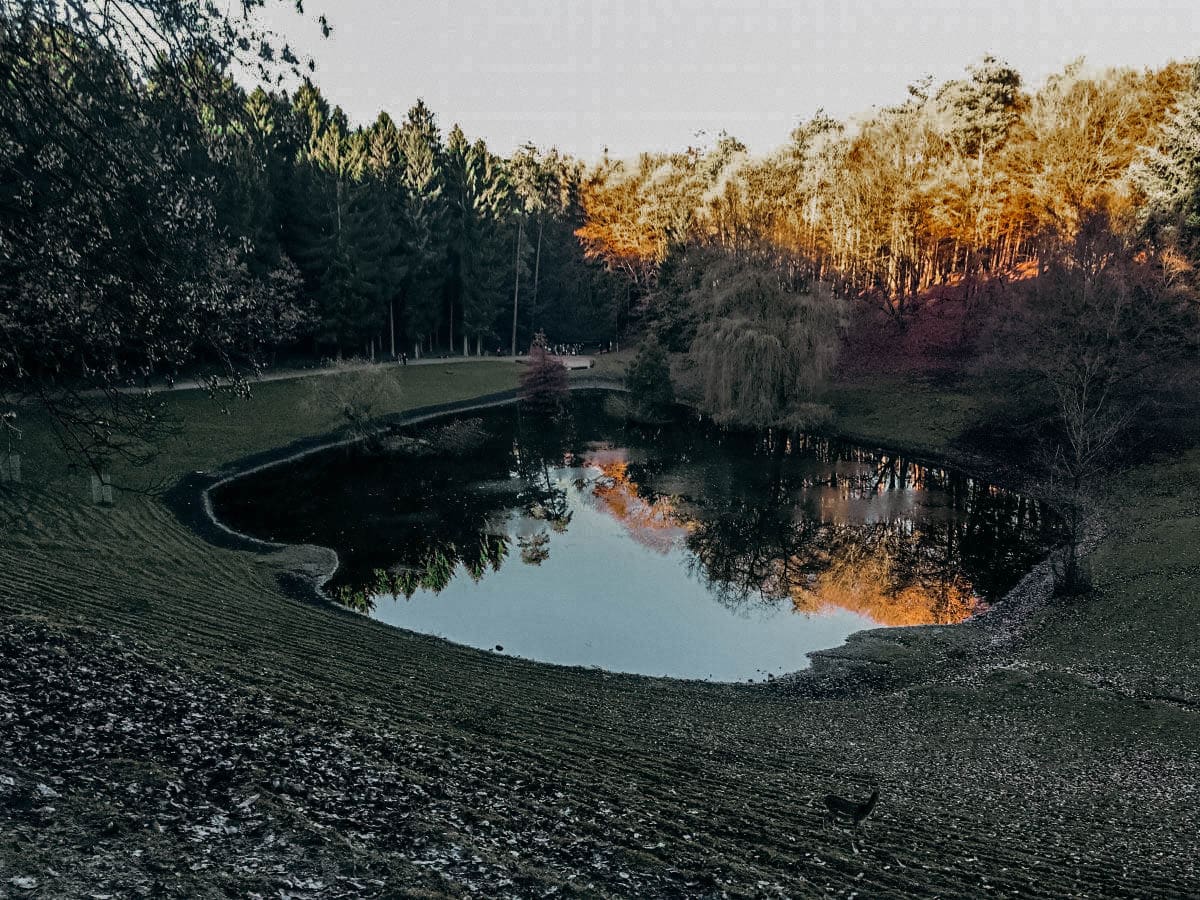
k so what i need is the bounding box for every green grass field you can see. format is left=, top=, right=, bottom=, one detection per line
left=2, top=360, right=1198, bottom=897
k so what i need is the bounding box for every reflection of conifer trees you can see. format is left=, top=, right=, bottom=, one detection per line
left=339, top=534, right=514, bottom=609
left=464, top=535, right=510, bottom=582
left=518, top=532, right=552, bottom=565
left=389, top=536, right=513, bottom=595
left=513, top=409, right=575, bottom=531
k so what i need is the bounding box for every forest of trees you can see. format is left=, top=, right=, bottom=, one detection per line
left=1, top=4, right=630, bottom=381
left=2, top=1, right=1199, bottom=475
left=0, top=3, right=627, bottom=468
left=579, top=57, right=1200, bottom=357
left=252, top=89, right=628, bottom=361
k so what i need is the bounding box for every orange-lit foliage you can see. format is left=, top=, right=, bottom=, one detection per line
left=576, top=59, right=1192, bottom=322
left=575, top=137, right=749, bottom=292
left=585, top=450, right=983, bottom=625
left=575, top=158, right=675, bottom=291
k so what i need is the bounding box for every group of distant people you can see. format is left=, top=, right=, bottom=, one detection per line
left=388, top=341, right=608, bottom=361
left=486, top=340, right=598, bottom=357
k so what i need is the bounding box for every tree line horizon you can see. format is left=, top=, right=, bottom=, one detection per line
left=231, top=51, right=1200, bottom=357
left=2, top=3, right=1198, bottom=489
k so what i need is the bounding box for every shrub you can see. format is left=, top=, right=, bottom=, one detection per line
left=428, top=418, right=488, bottom=456
left=519, top=345, right=568, bottom=415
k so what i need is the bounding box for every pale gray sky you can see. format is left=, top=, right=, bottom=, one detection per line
left=252, top=1, right=1199, bottom=160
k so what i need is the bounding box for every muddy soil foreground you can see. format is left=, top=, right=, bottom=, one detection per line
left=1, top=364, right=1198, bottom=898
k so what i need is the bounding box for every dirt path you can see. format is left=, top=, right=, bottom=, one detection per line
left=116, top=353, right=596, bottom=395
left=131, top=355, right=527, bottom=394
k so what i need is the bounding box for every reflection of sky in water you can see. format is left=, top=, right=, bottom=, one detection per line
left=371, top=478, right=870, bottom=682
left=213, top=394, right=1059, bottom=682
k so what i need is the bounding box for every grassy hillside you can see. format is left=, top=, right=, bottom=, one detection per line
left=1, top=360, right=1197, bottom=898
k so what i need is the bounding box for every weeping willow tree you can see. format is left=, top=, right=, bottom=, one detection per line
left=690, top=254, right=846, bottom=429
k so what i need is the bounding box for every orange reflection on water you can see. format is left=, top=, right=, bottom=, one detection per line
left=787, top=542, right=981, bottom=626
left=585, top=449, right=984, bottom=626
left=585, top=455, right=687, bottom=553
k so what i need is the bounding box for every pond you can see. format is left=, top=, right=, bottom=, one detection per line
left=212, top=392, right=1060, bottom=681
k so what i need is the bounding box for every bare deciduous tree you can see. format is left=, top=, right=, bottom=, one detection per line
left=1020, top=215, right=1198, bottom=591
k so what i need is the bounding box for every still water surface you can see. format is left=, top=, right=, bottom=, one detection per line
left=213, top=393, right=1059, bottom=680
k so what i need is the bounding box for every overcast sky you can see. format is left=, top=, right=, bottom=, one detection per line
left=251, top=1, right=1199, bottom=160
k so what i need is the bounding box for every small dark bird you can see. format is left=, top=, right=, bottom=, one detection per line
left=824, top=786, right=880, bottom=828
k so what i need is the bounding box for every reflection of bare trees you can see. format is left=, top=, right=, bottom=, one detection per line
left=789, top=528, right=978, bottom=626
left=681, top=456, right=1051, bottom=626
left=686, top=509, right=980, bottom=625
left=584, top=459, right=684, bottom=553
left=684, top=498, right=819, bottom=608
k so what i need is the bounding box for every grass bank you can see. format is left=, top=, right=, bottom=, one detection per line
left=1, top=360, right=1197, bottom=897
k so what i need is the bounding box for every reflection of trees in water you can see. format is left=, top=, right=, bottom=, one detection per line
left=677, top=445, right=1051, bottom=626
left=789, top=526, right=978, bottom=626
left=685, top=505, right=982, bottom=626
left=334, top=535, right=511, bottom=612
left=584, top=458, right=684, bottom=553
left=518, top=532, right=552, bottom=565
left=513, top=410, right=574, bottom=540
left=334, top=411, right=579, bottom=607
left=292, top=395, right=1056, bottom=618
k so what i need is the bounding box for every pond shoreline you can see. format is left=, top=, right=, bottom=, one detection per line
left=165, top=379, right=626, bottom=596
left=10, top=364, right=1193, bottom=897
left=171, top=379, right=1073, bottom=693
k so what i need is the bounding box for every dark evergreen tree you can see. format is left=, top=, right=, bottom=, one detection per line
left=398, top=100, right=446, bottom=357
left=367, top=112, right=409, bottom=358
left=445, top=129, right=513, bottom=354
left=625, top=336, right=675, bottom=422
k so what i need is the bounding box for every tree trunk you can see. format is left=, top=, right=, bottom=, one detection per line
left=389, top=302, right=395, bottom=359
left=463, top=334, right=468, bottom=356
left=531, top=218, right=543, bottom=328
left=511, top=219, right=523, bottom=356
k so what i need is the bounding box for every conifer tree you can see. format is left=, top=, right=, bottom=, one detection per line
left=446, top=129, right=513, bottom=354
left=398, top=100, right=446, bottom=356
left=625, top=336, right=675, bottom=422
left=367, top=112, right=409, bottom=356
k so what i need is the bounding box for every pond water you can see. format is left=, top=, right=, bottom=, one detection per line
left=212, top=392, right=1060, bottom=681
